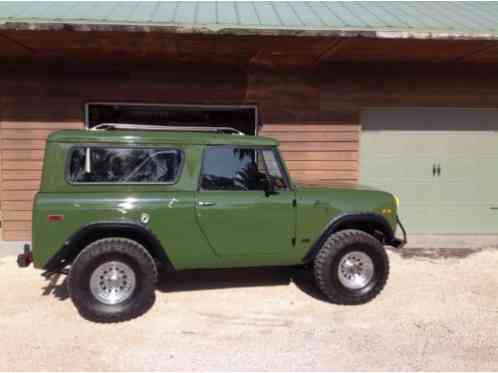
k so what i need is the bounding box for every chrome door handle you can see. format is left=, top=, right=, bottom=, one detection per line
left=198, top=201, right=216, bottom=207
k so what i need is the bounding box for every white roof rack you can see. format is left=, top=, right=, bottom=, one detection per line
left=90, top=123, right=245, bottom=135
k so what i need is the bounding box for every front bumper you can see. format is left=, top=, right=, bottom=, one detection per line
left=17, top=244, right=33, bottom=268
left=389, top=215, right=407, bottom=248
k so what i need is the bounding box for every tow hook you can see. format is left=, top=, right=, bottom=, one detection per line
left=17, top=244, right=33, bottom=268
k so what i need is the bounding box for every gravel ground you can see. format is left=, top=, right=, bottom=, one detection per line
left=1, top=249, right=497, bottom=371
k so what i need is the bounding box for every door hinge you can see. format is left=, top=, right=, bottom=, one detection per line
left=291, top=238, right=296, bottom=246
left=292, top=199, right=297, bottom=207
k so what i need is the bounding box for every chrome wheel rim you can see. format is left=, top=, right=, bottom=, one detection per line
left=90, top=261, right=136, bottom=305
left=337, top=251, right=375, bottom=290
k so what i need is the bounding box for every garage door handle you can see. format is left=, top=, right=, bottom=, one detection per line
left=433, top=164, right=441, bottom=177
left=490, top=207, right=498, bottom=210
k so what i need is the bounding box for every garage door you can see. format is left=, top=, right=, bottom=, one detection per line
left=360, top=108, right=498, bottom=234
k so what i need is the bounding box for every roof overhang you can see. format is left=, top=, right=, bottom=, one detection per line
left=2, top=21, right=498, bottom=69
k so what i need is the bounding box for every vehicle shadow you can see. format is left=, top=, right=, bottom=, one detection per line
left=290, top=267, right=330, bottom=303
left=41, top=267, right=329, bottom=303
left=156, top=266, right=330, bottom=302
left=41, top=273, right=70, bottom=301
left=156, top=267, right=293, bottom=293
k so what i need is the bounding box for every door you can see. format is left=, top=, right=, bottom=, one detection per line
left=360, top=108, right=498, bottom=234
left=196, top=146, right=296, bottom=256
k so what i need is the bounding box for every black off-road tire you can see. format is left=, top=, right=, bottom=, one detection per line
left=313, top=229, right=389, bottom=305
left=68, top=237, right=158, bottom=323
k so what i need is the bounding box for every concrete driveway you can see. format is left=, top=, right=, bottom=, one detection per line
left=1, top=249, right=497, bottom=371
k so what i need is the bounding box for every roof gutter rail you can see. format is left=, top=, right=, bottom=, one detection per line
left=90, top=123, right=245, bottom=135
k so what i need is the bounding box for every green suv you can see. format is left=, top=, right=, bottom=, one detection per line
left=18, top=124, right=406, bottom=322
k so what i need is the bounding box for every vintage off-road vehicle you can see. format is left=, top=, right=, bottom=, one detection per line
left=18, top=124, right=406, bottom=322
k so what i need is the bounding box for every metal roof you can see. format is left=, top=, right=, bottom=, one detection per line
left=47, top=129, right=278, bottom=146
left=1, top=2, right=498, bottom=40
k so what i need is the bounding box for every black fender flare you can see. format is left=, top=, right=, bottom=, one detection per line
left=302, top=213, right=395, bottom=263
left=43, top=221, right=173, bottom=271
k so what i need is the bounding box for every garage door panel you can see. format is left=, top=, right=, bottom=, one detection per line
left=396, top=204, right=441, bottom=234
left=361, top=131, right=443, bottom=157
left=361, top=108, right=498, bottom=234
left=441, top=132, right=498, bottom=156
left=399, top=205, right=498, bottom=234
left=436, top=205, right=498, bottom=234
left=361, top=158, right=438, bottom=180
left=439, top=181, right=490, bottom=204
left=441, top=156, right=498, bottom=203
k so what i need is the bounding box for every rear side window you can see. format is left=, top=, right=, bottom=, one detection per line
left=68, top=147, right=183, bottom=183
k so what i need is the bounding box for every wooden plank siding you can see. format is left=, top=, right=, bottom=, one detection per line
left=0, top=110, right=84, bottom=239
left=260, top=124, right=360, bottom=185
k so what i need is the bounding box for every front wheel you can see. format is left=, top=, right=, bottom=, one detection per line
left=313, top=229, right=389, bottom=305
left=68, top=238, right=157, bottom=323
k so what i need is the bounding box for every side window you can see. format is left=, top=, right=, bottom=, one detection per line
left=68, top=147, right=183, bottom=183
left=201, top=147, right=268, bottom=191
left=261, top=149, right=288, bottom=190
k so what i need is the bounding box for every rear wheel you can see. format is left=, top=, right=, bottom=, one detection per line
left=68, top=237, right=157, bottom=323
left=313, top=229, right=389, bottom=304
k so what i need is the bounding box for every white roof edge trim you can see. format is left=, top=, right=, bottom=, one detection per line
left=0, top=21, right=497, bottom=41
